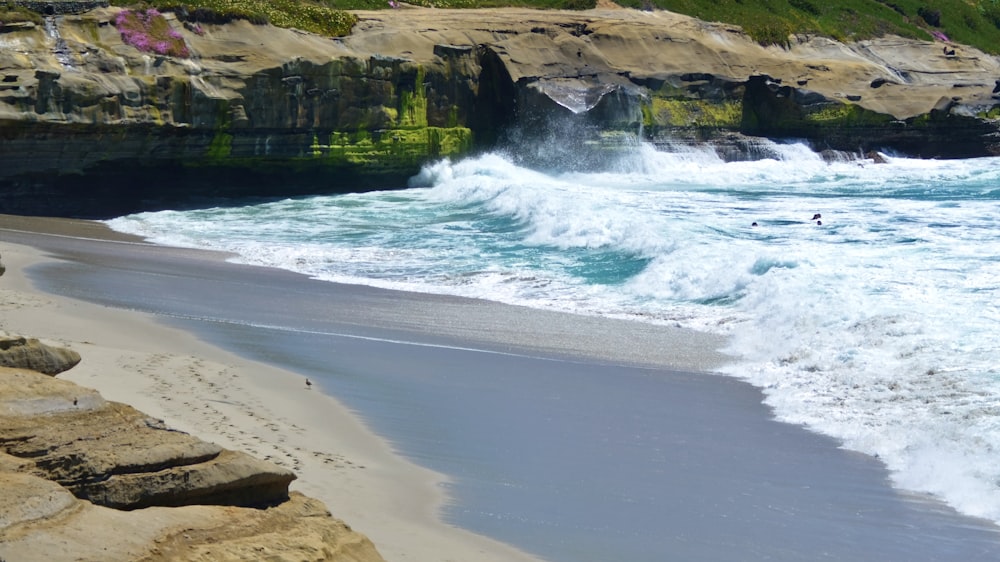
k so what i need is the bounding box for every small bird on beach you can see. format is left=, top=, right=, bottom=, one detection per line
left=73, top=397, right=78, bottom=407
left=305, top=378, right=312, bottom=389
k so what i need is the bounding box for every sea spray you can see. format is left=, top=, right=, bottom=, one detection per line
left=107, top=141, right=1000, bottom=528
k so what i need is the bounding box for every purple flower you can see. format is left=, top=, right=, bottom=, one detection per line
left=114, top=7, right=190, bottom=58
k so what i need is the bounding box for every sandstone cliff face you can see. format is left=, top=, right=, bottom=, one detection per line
left=0, top=362, right=386, bottom=561
left=1, top=6, right=1000, bottom=216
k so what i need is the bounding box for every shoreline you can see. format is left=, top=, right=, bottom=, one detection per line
left=0, top=223, right=542, bottom=562
left=5, top=215, right=1000, bottom=561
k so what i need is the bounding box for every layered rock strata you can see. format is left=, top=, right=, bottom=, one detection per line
left=0, top=367, right=294, bottom=509
left=0, top=470, right=383, bottom=562
left=0, top=363, right=386, bottom=561
left=0, top=335, right=81, bottom=375
left=1, top=6, right=1000, bottom=216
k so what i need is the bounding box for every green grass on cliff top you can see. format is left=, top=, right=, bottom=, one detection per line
left=636, top=0, right=1000, bottom=52
left=0, top=4, right=45, bottom=25
left=109, top=0, right=358, bottom=36
left=109, top=0, right=1000, bottom=53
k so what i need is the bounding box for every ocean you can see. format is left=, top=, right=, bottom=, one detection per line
left=105, top=139, right=1000, bottom=558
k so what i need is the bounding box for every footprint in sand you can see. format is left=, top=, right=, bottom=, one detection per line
left=112, top=351, right=352, bottom=476
left=0, top=289, right=52, bottom=311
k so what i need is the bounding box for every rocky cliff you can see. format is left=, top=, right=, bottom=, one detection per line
left=0, top=354, right=386, bottom=561
left=2, top=5, right=1000, bottom=217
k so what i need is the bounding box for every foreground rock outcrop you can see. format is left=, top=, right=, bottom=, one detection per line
left=0, top=362, right=386, bottom=561
left=0, top=335, right=81, bottom=375
left=1, top=6, right=1000, bottom=216
left=0, top=471, right=381, bottom=562
left=0, top=373, right=293, bottom=509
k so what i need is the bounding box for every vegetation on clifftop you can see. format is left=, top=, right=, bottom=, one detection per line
left=104, top=0, right=1000, bottom=53
left=116, top=8, right=191, bottom=56
left=0, top=3, right=44, bottom=25
left=629, top=0, right=1000, bottom=52
left=377, top=0, right=597, bottom=9
left=108, top=0, right=358, bottom=36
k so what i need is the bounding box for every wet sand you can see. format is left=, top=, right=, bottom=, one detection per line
left=3, top=214, right=1000, bottom=561
left=0, top=218, right=540, bottom=562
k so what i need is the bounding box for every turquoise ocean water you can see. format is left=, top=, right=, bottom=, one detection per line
left=107, top=140, right=1000, bottom=555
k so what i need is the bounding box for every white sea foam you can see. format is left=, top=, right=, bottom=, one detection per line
left=107, top=143, right=1000, bottom=526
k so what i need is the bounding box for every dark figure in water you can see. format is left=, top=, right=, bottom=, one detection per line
left=811, top=213, right=822, bottom=221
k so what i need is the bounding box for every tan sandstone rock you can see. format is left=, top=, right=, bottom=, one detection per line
left=0, top=366, right=386, bottom=561
left=0, top=367, right=294, bottom=509
left=2, top=5, right=999, bottom=216
left=0, top=472, right=384, bottom=562
left=0, top=335, right=82, bottom=375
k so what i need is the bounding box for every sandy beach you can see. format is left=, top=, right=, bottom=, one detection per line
left=0, top=218, right=540, bottom=562
left=5, top=214, right=1000, bottom=561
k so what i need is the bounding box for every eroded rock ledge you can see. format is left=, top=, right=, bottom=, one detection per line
left=2, top=6, right=1000, bottom=217
left=0, top=361, right=385, bottom=561
left=0, top=335, right=81, bottom=375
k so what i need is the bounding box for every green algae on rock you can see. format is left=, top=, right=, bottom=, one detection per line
left=3, top=7, right=1000, bottom=217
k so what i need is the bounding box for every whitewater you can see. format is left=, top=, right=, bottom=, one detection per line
left=107, top=140, right=1000, bottom=536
